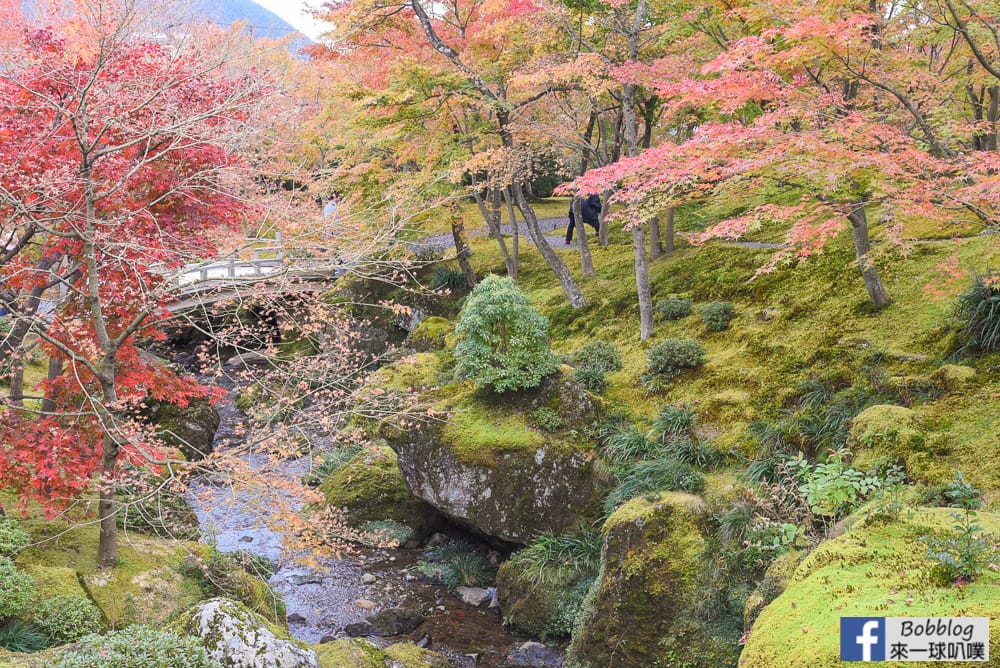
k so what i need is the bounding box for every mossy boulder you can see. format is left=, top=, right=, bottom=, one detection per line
left=313, top=638, right=384, bottom=668
left=496, top=556, right=593, bottom=641
left=387, top=367, right=611, bottom=543
left=320, top=446, right=444, bottom=541
left=929, top=364, right=975, bottom=392
left=848, top=405, right=948, bottom=481
left=566, top=492, right=738, bottom=668
left=175, top=598, right=317, bottom=668
left=407, top=316, right=454, bottom=352
left=740, top=508, right=1000, bottom=667
left=146, top=396, right=221, bottom=461
left=384, top=643, right=451, bottom=667
left=22, top=564, right=90, bottom=599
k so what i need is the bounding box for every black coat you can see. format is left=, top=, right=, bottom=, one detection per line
left=566, top=194, right=601, bottom=243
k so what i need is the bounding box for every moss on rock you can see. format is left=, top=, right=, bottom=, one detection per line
left=312, top=638, right=385, bottom=668
left=929, top=364, right=976, bottom=392
left=387, top=368, right=612, bottom=543
left=383, top=643, right=451, bottom=667
left=408, top=317, right=454, bottom=352
left=847, top=405, right=944, bottom=480
left=567, top=492, right=738, bottom=668
left=146, top=396, right=221, bottom=461
left=320, top=446, right=443, bottom=541
left=740, top=508, right=1000, bottom=667
left=496, top=556, right=593, bottom=641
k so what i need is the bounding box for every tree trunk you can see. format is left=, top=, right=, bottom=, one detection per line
left=504, top=187, right=519, bottom=282
left=632, top=226, right=654, bottom=340
left=846, top=202, right=892, bottom=307
left=572, top=198, right=595, bottom=276
left=649, top=218, right=663, bottom=260
left=450, top=213, right=478, bottom=288
left=665, top=207, right=676, bottom=253
left=598, top=188, right=612, bottom=247
left=473, top=187, right=514, bottom=278
left=40, top=355, right=63, bottom=415
left=512, top=184, right=586, bottom=308
left=97, top=432, right=119, bottom=568
left=7, top=352, right=24, bottom=408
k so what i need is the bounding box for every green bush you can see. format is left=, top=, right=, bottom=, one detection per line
left=0, top=517, right=31, bottom=557
left=33, top=595, right=103, bottom=644
left=574, top=366, right=607, bottom=394
left=533, top=406, right=564, bottom=432
left=515, top=531, right=602, bottom=581
left=0, top=619, right=49, bottom=653
left=605, top=457, right=705, bottom=512
left=700, top=301, right=736, bottom=332
left=455, top=275, right=555, bottom=393
left=647, top=338, right=706, bottom=378
left=52, top=627, right=214, bottom=668
left=570, top=340, right=623, bottom=372
left=0, top=557, right=36, bottom=620
left=600, top=427, right=658, bottom=465
left=650, top=404, right=697, bottom=443
left=361, top=519, right=414, bottom=545
left=430, top=266, right=470, bottom=293
left=656, top=298, right=692, bottom=321
left=955, top=271, right=1000, bottom=353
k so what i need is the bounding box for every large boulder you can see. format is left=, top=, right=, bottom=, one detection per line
left=147, top=396, right=220, bottom=461
left=740, top=508, right=1000, bottom=667
left=497, top=553, right=594, bottom=641
left=320, top=446, right=444, bottom=541
left=176, top=598, right=317, bottom=668
left=566, top=492, right=738, bottom=668
left=386, top=365, right=611, bottom=543
left=311, top=639, right=449, bottom=668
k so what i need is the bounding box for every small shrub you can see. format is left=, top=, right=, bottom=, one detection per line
left=570, top=340, right=622, bottom=372
left=361, top=519, right=414, bottom=546
left=649, top=404, right=697, bottom=444
left=655, top=297, right=692, bottom=321
left=454, top=275, right=555, bottom=393
left=0, top=517, right=30, bottom=557
left=700, top=301, right=736, bottom=332
left=418, top=541, right=496, bottom=591
left=955, top=270, right=1000, bottom=353
left=516, top=531, right=602, bottom=582
left=647, top=338, right=706, bottom=378
left=0, top=619, right=49, bottom=653
left=923, top=508, right=996, bottom=584
left=533, top=406, right=564, bottom=432
left=605, top=457, right=705, bottom=512
left=429, top=266, right=470, bottom=293
left=663, top=438, right=723, bottom=470
left=0, top=556, right=36, bottom=620
left=600, top=427, right=657, bottom=464
left=52, top=627, right=214, bottom=668
left=574, top=366, right=607, bottom=394
left=33, top=595, right=103, bottom=644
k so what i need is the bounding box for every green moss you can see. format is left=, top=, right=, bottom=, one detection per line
left=313, top=638, right=385, bottom=668
left=569, top=492, right=737, bottom=668
left=929, top=364, right=976, bottom=391
left=9, top=505, right=203, bottom=628
left=847, top=405, right=949, bottom=482
left=21, top=565, right=88, bottom=599
left=408, top=316, right=454, bottom=351
left=320, top=446, right=441, bottom=539
left=442, top=400, right=546, bottom=464
left=383, top=643, right=451, bottom=667
left=741, top=508, right=1000, bottom=667
left=368, top=352, right=450, bottom=394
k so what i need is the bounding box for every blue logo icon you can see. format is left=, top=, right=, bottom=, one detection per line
left=841, top=617, right=886, bottom=661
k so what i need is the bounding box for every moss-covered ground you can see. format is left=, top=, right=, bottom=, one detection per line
left=440, top=203, right=1000, bottom=497
left=741, top=508, right=1000, bottom=667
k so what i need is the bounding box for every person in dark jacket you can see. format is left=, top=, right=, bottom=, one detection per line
left=565, top=194, right=602, bottom=244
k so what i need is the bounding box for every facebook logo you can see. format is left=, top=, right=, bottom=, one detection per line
left=842, top=617, right=886, bottom=661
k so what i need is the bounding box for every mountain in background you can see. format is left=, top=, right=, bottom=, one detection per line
left=197, top=0, right=313, bottom=44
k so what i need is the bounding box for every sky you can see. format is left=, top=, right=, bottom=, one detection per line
left=252, top=0, right=329, bottom=41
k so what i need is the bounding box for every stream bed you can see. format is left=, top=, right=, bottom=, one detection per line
left=185, top=370, right=530, bottom=666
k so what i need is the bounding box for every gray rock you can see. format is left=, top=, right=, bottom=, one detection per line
left=505, top=641, right=565, bottom=667
left=177, top=598, right=318, bottom=668
left=287, top=613, right=307, bottom=624
left=425, top=532, right=450, bottom=548
left=345, top=608, right=425, bottom=637
left=353, top=599, right=378, bottom=610
left=288, top=574, right=324, bottom=586
left=361, top=573, right=377, bottom=584
left=455, top=587, right=491, bottom=607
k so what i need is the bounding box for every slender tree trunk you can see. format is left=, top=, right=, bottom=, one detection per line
left=846, top=202, right=892, bottom=307
left=572, top=198, right=595, bottom=276
left=598, top=188, right=612, bottom=247
left=8, top=351, right=24, bottom=408
left=649, top=218, right=663, bottom=260
left=40, top=355, right=63, bottom=415
left=665, top=207, right=676, bottom=253
left=97, top=429, right=119, bottom=568
left=632, top=226, right=654, bottom=339
left=450, top=213, right=478, bottom=288
left=473, top=188, right=514, bottom=277
left=512, top=184, right=586, bottom=308
left=504, top=187, right=520, bottom=282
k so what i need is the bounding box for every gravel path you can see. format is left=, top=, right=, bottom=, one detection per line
left=410, top=216, right=568, bottom=255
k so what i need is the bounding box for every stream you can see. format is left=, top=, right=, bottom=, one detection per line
left=184, top=369, right=528, bottom=667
